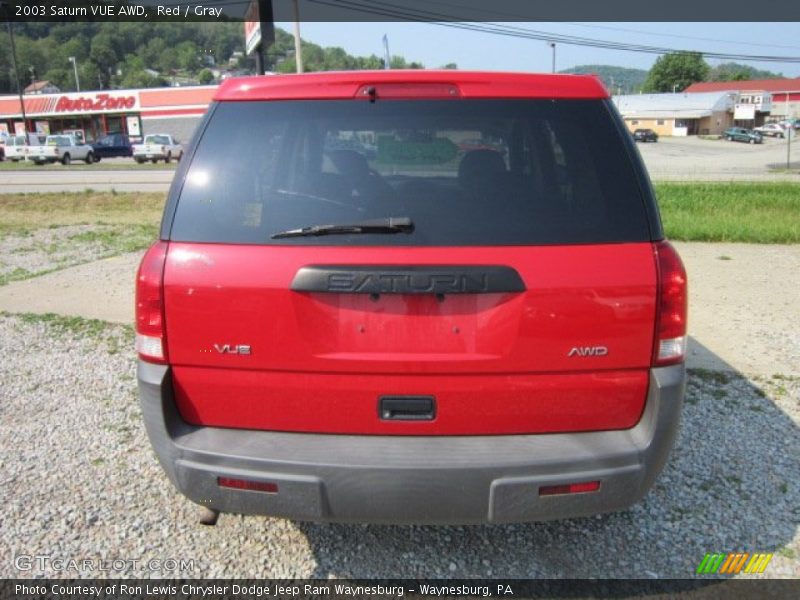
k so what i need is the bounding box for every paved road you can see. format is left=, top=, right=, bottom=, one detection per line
left=0, top=167, right=175, bottom=194
left=637, top=135, right=800, bottom=181
left=1, top=136, right=798, bottom=193
left=1, top=242, right=797, bottom=377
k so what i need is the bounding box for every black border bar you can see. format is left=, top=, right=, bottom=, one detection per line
left=2, top=0, right=800, bottom=22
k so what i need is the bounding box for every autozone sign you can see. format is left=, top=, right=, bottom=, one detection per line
left=55, top=93, right=137, bottom=112
left=19, top=92, right=141, bottom=117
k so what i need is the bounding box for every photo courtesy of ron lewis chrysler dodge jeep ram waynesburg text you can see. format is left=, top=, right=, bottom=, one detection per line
left=136, top=70, right=687, bottom=524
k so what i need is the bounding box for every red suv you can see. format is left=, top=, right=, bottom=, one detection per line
left=136, top=71, right=687, bottom=524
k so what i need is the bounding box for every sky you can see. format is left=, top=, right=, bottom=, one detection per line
left=277, top=22, right=800, bottom=77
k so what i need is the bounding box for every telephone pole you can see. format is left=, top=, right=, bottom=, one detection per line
left=292, top=0, right=303, bottom=73
left=3, top=4, right=28, bottom=137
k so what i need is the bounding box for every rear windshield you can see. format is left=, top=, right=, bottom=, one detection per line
left=169, top=99, right=650, bottom=245
left=146, top=135, right=171, bottom=144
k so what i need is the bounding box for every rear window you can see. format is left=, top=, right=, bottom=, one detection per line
left=169, top=99, right=650, bottom=245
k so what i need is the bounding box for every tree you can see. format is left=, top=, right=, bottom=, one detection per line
left=198, top=68, right=214, bottom=84
left=89, top=34, right=118, bottom=88
left=708, top=62, right=783, bottom=82
left=643, top=52, right=709, bottom=93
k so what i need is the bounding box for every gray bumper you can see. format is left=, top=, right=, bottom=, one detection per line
left=138, top=362, right=685, bottom=524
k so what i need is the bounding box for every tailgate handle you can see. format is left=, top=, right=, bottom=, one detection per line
left=379, top=396, right=436, bottom=421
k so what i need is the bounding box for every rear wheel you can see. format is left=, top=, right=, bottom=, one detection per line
left=165, top=152, right=172, bottom=164
left=151, top=158, right=158, bottom=164
left=135, top=157, right=145, bottom=164
left=62, top=154, right=71, bottom=165
left=85, top=152, right=95, bottom=164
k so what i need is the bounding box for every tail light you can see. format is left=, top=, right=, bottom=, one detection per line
left=652, top=241, right=688, bottom=366
left=135, top=241, right=169, bottom=363
left=218, top=477, right=278, bottom=494
left=539, top=481, right=600, bottom=496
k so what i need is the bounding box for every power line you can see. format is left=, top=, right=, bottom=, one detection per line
left=565, top=22, right=800, bottom=52
left=307, top=0, right=800, bottom=63
left=406, top=0, right=800, bottom=52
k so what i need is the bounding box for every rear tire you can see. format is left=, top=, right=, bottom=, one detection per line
left=85, top=152, right=95, bottom=164
left=135, top=158, right=144, bottom=164
left=151, top=158, right=158, bottom=164
left=62, top=154, right=71, bottom=165
left=165, top=152, right=172, bottom=164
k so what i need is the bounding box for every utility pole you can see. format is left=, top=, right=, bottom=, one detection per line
left=292, top=0, right=303, bottom=73
left=549, top=42, right=556, bottom=73
left=3, top=7, right=28, bottom=137
left=382, top=34, right=390, bottom=70
left=787, top=93, right=792, bottom=170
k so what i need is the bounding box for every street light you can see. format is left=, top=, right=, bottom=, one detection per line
left=68, top=56, right=80, bottom=92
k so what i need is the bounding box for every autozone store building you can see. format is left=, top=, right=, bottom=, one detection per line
left=0, top=86, right=216, bottom=143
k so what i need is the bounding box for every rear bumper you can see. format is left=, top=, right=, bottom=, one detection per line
left=138, top=362, right=685, bottom=524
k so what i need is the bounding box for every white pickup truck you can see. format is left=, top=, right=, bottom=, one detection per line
left=132, top=134, right=183, bottom=163
left=27, top=134, right=94, bottom=165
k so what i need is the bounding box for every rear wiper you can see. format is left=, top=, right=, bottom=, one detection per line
left=271, top=217, right=414, bottom=239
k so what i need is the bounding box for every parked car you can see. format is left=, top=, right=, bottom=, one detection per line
left=26, top=134, right=95, bottom=164
left=632, top=128, right=658, bottom=142
left=136, top=71, right=687, bottom=524
left=778, top=118, right=800, bottom=130
left=754, top=123, right=785, bottom=138
left=132, top=134, right=183, bottom=163
left=723, top=127, right=763, bottom=144
left=91, top=133, right=133, bottom=160
left=2, top=135, right=30, bottom=162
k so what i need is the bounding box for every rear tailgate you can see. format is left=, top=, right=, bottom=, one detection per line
left=27, top=145, right=53, bottom=159
left=164, top=243, right=656, bottom=434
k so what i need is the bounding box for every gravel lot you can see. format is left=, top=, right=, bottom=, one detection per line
left=0, top=315, right=797, bottom=579
left=0, top=225, right=131, bottom=285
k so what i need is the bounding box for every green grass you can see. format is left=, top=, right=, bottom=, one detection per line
left=655, top=182, right=800, bottom=243
left=0, top=192, right=165, bottom=235
left=67, top=223, right=159, bottom=254
left=0, top=192, right=164, bottom=284
left=2, top=311, right=134, bottom=354
left=1, top=184, right=798, bottom=250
